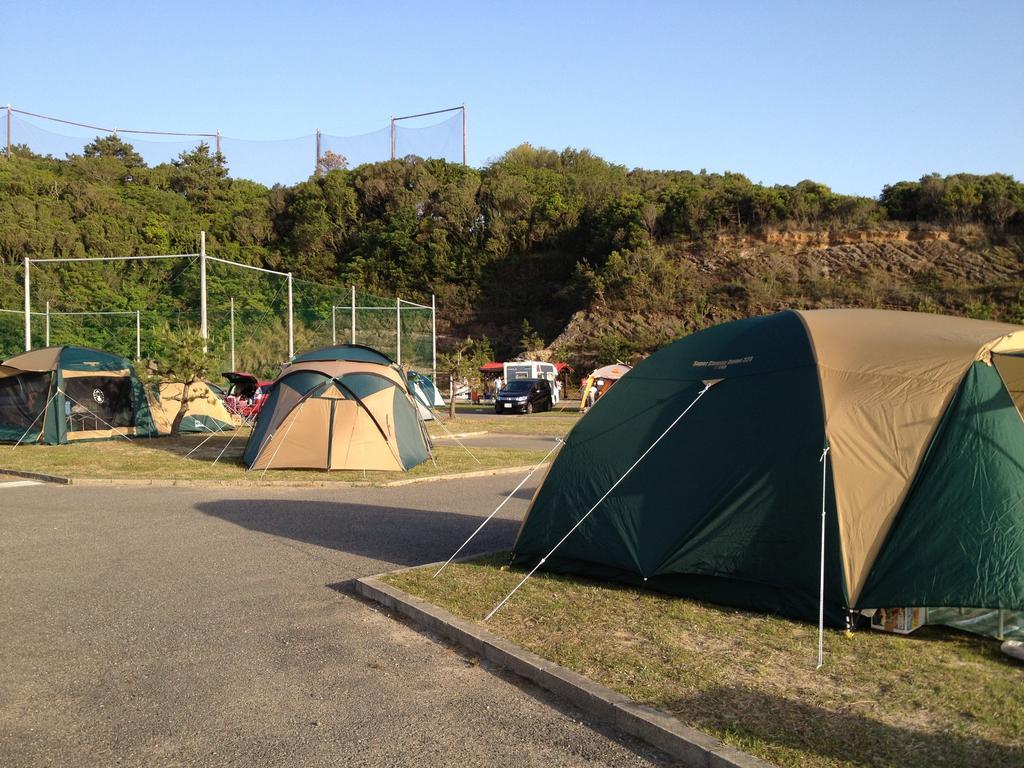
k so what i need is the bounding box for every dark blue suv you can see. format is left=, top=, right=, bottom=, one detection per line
left=495, top=378, right=553, bottom=414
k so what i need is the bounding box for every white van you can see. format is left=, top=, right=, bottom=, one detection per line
left=504, top=360, right=557, bottom=382
left=503, top=360, right=560, bottom=403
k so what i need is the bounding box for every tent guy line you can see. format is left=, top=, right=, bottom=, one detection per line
left=258, top=400, right=309, bottom=480
left=60, top=391, right=134, bottom=442
left=434, top=437, right=566, bottom=578
left=11, top=388, right=61, bottom=449
left=484, top=380, right=717, bottom=622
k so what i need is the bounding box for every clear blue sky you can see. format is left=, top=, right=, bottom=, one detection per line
left=3, top=0, right=1021, bottom=195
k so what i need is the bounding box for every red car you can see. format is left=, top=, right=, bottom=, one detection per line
left=222, top=372, right=273, bottom=421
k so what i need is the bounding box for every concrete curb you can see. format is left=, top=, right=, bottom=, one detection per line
left=383, top=464, right=536, bottom=487
left=355, top=574, right=774, bottom=768
left=430, top=430, right=489, bottom=439
left=0, top=468, right=71, bottom=484
left=0, top=465, right=538, bottom=489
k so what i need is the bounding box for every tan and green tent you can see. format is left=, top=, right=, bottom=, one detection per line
left=243, top=344, right=432, bottom=472
left=148, top=381, right=235, bottom=435
left=0, top=345, right=157, bottom=444
left=514, top=310, right=1024, bottom=626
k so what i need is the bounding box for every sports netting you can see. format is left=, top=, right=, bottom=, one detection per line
left=326, top=288, right=434, bottom=376
left=2, top=249, right=435, bottom=383
left=6, top=109, right=465, bottom=186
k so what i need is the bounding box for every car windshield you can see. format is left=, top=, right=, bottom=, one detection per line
left=503, top=381, right=533, bottom=393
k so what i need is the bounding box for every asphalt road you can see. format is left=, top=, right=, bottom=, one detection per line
left=0, top=477, right=673, bottom=767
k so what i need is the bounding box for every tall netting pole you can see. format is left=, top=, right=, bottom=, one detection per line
left=23, top=257, right=31, bottom=351
left=6, top=104, right=11, bottom=160
left=315, top=128, right=321, bottom=176
left=462, top=103, right=467, bottom=166
left=332, top=304, right=337, bottom=345
left=136, top=310, right=141, bottom=361
left=287, top=273, right=294, bottom=359
left=350, top=285, right=356, bottom=344
left=390, top=118, right=396, bottom=160
left=45, top=301, right=50, bottom=347
left=200, top=231, right=208, bottom=352
left=396, top=297, right=401, bottom=364
left=230, top=298, right=236, bottom=370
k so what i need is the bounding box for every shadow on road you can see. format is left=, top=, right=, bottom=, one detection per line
left=194, top=498, right=521, bottom=567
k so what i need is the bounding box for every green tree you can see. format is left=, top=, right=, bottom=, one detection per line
left=519, top=319, right=544, bottom=355
left=146, top=323, right=213, bottom=435
left=83, top=135, right=146, bottom=169
left=169, top=143, right=229, bottom=212
left=437, top=337, right=492, bottom=417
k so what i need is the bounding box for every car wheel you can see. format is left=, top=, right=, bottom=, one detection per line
left=494, top=405, right=501, bottom=414
left=526, top=401, right=534, bottom=414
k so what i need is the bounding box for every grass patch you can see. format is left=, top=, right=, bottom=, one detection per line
left=428, top=404, right=581, bottom=437
left=0, top=430, right=547, bottom=484
left=384, top=554, right=1024, bottom=768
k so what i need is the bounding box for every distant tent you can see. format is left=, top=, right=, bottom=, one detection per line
left=148, top=381, right=235, bottom=434
left=0, top=346, right=157, bottom=444
left=514, top=310, right=1024, bottom=628
left=243, top=344, right=432, bottom=471
left=579, top=363, right=631, bottom=410
left=407, top=370, right=445, bottom=421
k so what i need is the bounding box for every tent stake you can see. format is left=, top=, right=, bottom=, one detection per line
left=435, top=438, right=565, bottom=577
left=485, top=381, right=716, bottom=622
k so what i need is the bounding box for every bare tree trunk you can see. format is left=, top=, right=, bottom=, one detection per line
left=170, top=379, right=194, bottom=436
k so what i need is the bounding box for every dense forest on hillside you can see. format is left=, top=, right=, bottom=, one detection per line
left=1, top=138, right=1022, bottom=375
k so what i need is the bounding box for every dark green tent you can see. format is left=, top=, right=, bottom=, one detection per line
left=513, top=310, right=1024, bottom=627
left=0, top=346, right=157, bottom=444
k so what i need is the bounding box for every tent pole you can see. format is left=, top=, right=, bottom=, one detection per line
left=485, top=380, right=717, bottom=621
left=817, top=444, right=830, bottom=670
left=435, top=438, right=565, bottom=577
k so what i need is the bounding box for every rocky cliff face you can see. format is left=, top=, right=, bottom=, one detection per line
left=545, top=229, right=1024, bottom=370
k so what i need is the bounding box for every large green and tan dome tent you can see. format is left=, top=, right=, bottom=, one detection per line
left=243, top=344, right=432, bottom=472
left=512, top=310, right=1024, bottom=627
left=0, top=345, right=158, bottom=444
